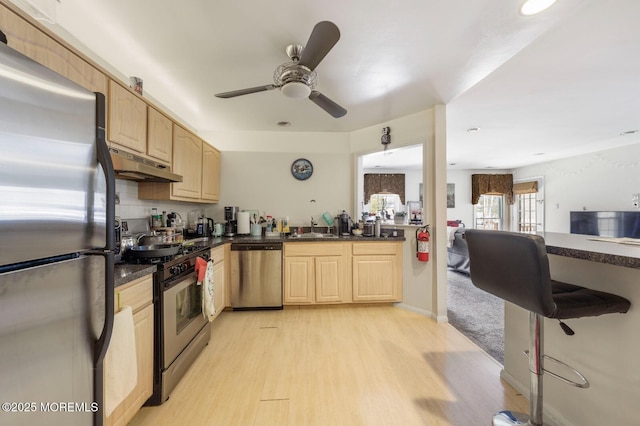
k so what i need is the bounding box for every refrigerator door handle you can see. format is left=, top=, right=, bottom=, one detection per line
left=92, top=91, right=115, bottom=425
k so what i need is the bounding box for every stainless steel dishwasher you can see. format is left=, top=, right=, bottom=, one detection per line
left=230, top=242, right=283, bottom=310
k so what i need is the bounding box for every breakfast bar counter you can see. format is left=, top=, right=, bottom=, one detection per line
left=542, top=231, right=640, bottom=270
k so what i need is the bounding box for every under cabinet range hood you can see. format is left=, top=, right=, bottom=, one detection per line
left=109, top=147, right=182, bottom=183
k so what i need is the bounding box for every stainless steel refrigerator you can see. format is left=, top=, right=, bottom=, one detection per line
left=0, top=37, right=115, bottom=426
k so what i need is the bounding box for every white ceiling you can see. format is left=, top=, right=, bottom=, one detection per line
left=29, top=0, right=640, bottom=170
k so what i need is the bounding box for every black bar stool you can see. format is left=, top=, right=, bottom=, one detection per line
left=464, top=229, right=630, bottom=426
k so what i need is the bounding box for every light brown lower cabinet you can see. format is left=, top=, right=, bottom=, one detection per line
left=352, top=242, right=402, bottom=302
left=284, top=241, right=402, bottom=305
left=284, top=242, right=348, bottom=304
left=105, top=275, right=154, bottom=426
left=211, top=245, right=226, bottom=318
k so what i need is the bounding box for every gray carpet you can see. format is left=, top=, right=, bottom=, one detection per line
left=447, top=269, right=504, bottom=364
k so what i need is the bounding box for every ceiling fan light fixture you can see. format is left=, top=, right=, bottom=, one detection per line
left=281, top=81, right=311, bottom=98
left=520, top=0, right=557, bottom=16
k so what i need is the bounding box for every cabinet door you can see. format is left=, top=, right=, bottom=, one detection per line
left=105, top=299, right=153, bottom=426
left=172, top=125, right=202, bottom=199
left=315, top=256, right=344, bottom=303
left=147, top=107, right=173, bottom=164
left=108, top=80, right=147, bottom=153
left=352, top=255, right=399, bottom=301
left=284, top=257, right=314, bottom=304
left=122, top=304, right=154, bottom=421
left=201, top=143, right=220, bottom=202
left=213, top=260, right=225, bottom=317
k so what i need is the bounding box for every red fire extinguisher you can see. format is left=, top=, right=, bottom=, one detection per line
left=416, top=226, right=430, bottom=262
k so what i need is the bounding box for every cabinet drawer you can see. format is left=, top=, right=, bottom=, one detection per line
left=352, top=242, right=400, bottom=256
left=284, top=242, right=344, bottom=257
left=115, top=275, right=153, bottom=313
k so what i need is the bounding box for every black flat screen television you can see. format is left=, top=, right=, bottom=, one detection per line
left=570, top=211, right=640, bottom=238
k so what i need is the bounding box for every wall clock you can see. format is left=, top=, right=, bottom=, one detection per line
left=291, top=158, right=313, bottom=181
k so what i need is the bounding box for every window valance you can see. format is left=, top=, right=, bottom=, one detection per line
left=364, top=173, right=405, bottom=204
left=471, top=174, right=514, bottom=205
left=513, top=180, right=538, bottom=194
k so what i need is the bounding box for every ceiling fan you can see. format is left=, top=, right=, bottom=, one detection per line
left=215, top=21, right=347, bottom=118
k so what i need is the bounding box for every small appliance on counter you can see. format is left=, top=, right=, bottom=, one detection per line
left=339, top=210, right=352, bottom=236
left=224, top=206, right=239, bottom=236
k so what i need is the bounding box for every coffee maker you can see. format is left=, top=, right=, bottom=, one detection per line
left=339, top=210, right=352, bottom=235
left=224, top=206, right=238, bottom=236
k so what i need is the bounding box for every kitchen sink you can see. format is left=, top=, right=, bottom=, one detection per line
left=290, top=233, right=338, bottom=239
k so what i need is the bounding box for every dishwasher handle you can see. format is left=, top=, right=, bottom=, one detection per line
left=231, top=242, right=283, bottom=251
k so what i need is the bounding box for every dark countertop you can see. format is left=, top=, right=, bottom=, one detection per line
left=225, top=234, right=406, bottom=243
left=114, top=233, right=405, bottom=287
left=542, top=232, right=640, bottom=269
left=114, top=263, right=156, bottom=287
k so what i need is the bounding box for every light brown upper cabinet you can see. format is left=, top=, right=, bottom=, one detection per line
left=0, top=3, right=107, bottom=94
left=172, top=124, right=203, bottom=199
left=138, top=125, right=220, bottom=203
left=147, top=106, right=173, bottom=165
left=202, top=143, right=221, bottom=202
left=108, top=80, right=147, bottom=153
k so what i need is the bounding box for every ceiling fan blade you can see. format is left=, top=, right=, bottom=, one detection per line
left=309, top=91, right=347, bottom=118
left=215, top=84, right=277, bottom=98
left=299, top=21, right=340, bottom=71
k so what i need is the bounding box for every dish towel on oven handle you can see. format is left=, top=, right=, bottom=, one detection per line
left=195, top=256, right=215, bottom=321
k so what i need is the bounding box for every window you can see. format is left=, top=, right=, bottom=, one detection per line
left=517, top=193, right=537, bottom=234
left=513, top=179, right=543, bottom=234
left=474, top=194, right=503, bottom=230
left=369, top=193, right=402, bottom=222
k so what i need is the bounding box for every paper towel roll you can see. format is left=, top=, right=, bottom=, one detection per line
left=237, top=211, right=250, bottom=234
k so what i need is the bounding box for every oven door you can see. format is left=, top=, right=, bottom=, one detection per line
left=162, top=274, right=208, bottom=369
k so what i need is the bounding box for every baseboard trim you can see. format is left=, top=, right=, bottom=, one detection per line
left=394, top=302, right=435, bottom=318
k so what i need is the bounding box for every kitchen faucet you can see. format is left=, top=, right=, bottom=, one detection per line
left=310, top=216, right=317, bottom=233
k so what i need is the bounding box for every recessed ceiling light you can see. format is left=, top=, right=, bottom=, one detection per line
left=520, top=0, right=557, bottom=16
left=277, top=121, right=291, bottom=127
left=620, top=130, right=639, bottom=136
left=466, top=127, right=480, bottom=133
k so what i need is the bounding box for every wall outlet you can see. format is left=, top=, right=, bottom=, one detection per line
left=632, top=193, right=640, bottom=209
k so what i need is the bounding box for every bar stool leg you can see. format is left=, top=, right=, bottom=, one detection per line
left=492, top=311, right=545, bottom=426
left=529, top=312, right=544, bottom=426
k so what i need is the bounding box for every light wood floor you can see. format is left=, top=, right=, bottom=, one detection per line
left=130, top=306, right=528, bottom=426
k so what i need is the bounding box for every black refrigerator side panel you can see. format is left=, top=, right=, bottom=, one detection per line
left=0, top=255, right=104, bottom=426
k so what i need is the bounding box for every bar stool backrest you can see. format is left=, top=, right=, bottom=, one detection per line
left=465, top=229, right=557, bottom=317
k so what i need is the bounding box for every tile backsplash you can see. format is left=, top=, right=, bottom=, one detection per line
left=115, top=179, right=216, bottom=225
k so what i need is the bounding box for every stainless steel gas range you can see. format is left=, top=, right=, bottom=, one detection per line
left=125, top=241, right=211, bottom=405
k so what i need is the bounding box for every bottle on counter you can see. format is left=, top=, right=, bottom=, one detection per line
left=375, top=219, right=381, bottom=237
left=151, top=208, right=162, bottom=228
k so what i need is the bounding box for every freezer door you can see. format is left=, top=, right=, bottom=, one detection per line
left=0, top=42, right=106, bottom=265
left=0, top=255, right=105, bottom=425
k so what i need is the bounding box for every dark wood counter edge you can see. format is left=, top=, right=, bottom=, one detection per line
left=543, top=232, right=640, bottom=270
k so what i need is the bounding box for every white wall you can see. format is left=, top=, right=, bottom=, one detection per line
left=513, top=143, right=640, bottom=232
left=446, top=143, right=640, bottom=233
left=351, top=108, right=448, bottom=319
